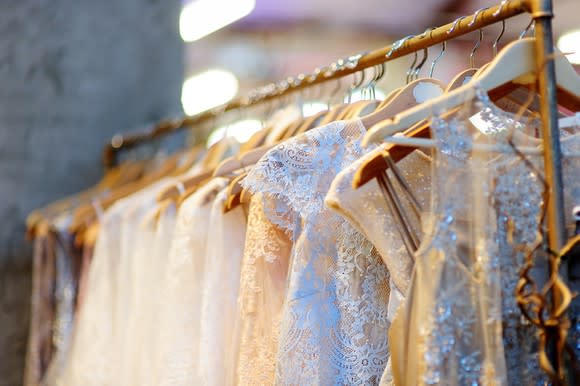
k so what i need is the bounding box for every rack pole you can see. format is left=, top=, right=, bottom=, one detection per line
left=104, top=0, right=529, bottom=167
left=530, top=0, right=569, bottom=383
left=531, top=0, right=567, bottom=251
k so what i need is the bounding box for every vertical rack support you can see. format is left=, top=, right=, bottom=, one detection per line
left=529, top=0, right=569, bottom=383
left=531, top=0, right=566, bottom=250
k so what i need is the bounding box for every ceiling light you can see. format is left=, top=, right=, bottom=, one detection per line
left=181, top=69, right=239, bottom=116
left=180, top=0, right=255, bottom=42
left=557, top=29, right=580, bottom=65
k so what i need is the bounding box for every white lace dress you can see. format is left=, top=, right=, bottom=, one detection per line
left=198, top=186, right=248, bottom=386
left=232, top=192, right=293, bottom=385
left=325, top=147, right=432, bottom=385
left=241, top=119, right=391, bottom=385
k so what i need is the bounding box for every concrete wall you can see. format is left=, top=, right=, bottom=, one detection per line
left=0, top=1, right=183, bottom=384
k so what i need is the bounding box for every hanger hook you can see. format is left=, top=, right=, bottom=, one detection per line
left=387, top=34, right=414, bottom=58
left=406, top=52, right=418, bottom=84
left=467, top=7, right=489, bottom=28
left=468, top=7, right=488, bottom=68
left=375, top=62, right=386, bottom=99
left=519, top=19, right=534, bottom=39
left=493, top=0, right=508, bottom=17
left=448, top=15, right=468, bottom=35
left=348, top=70, right=365, bottom=103
left=412, top=47, right=428, bottom=81
left=429, top=28, right=446, bottom=78
left=493, top=20, right=505, bottom=57
left=412, top=28, right=431, bottom=81
left=364, top=65, right=379, bottom=100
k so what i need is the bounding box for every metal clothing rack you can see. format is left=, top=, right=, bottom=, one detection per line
left=105, top=0, right=571, bottom=382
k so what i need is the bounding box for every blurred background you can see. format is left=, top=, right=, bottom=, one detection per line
left=0, top=0, right=578, bottom=384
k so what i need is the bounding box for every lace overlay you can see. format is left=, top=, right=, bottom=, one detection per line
left=560, top=133, right=580, bottom=365
left=326, top=147, right=432, bottom=295
left=234, top=193, right=293, bottom=385
left=491, top=116, right=580, bottom=385
left=492, top=145, right=547, bottom=384
left=325, top=148, right=432, bottom=385
left=242, top=120, right=391, bottom=385
left=398, top=96, right=514, bottom=386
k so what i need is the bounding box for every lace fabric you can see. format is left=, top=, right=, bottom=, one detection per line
left=325, top=147, right=432, bottom=296
left=232, top=192, right=293, bottom=385
left=488, top=109, right=579, bottom=385
left=394, top=94, right=528, bottom=386
left=325, top=148, right=432, bottom=385
left=559, top=132, right=580, bottom=368
left=197, top=186, right=247, bottom=386
left=241, top=120, right=391, bottom=385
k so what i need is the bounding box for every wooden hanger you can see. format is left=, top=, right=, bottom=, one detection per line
left=69, top=151, right=183, bottom=236
left=360, top=78, right=445, bottom=129
left=222, top=173, right=247, bottom=213
left=156, top=136, right=237, bottom=203
left=26, top=157, right=149, bottom=239
left=353, top=79, right=555, bottom=190
left=224, top=80, right=442, bottom=211
left=446, top=68, right=478, bottom=92
left=363, top=38, right=580, bottom=146
left=353, top=110, right=454, bottom=189
left=240, top=126, right=271, bottom=152
left=291, top=109, right=328, bottom=136
left=169, top=145, right=205, bottom=177
left=345, top=100, right=381, bottom=119
left=214, top=107, right=330, bottom=178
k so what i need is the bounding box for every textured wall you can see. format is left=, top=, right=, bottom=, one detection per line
left=0, top=1, right=183, bottom=384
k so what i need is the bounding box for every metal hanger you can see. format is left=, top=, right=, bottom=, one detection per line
left=360, top=29, right=445, bottom=130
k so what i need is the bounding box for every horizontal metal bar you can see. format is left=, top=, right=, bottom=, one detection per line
left=104, top=0, right=530, bottom=167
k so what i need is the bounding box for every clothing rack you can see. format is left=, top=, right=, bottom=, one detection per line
left=104, top=0, right=571, bottom=380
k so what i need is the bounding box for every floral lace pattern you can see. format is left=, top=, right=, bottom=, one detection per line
left=400, top=97, right=516, bottom=385
left=560, top=133, right=580, bottom=365
left=325, top=148, right=432, bottom=385
left=242, top=119, right=391, bottom=385
left=234, top=193, right=293, bottom=385
left=326, top=147, right=432, bottom=295
left=491, top=114, right=580, bottom=385
left=493, top=149, right=547, bottom=385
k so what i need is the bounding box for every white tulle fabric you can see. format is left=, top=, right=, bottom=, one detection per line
left=53, top=178, right=171, bottom=386
left=241, top=120, right=391, bottom=385
left=198, top=186, right=248, bottom=386
left=154, top=177, right=228, bottom=386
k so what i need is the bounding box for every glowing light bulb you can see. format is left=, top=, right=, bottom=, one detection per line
left=180, top=0, right=256, bottom=42
left=181, top=69, right=239, bottom=116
